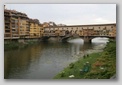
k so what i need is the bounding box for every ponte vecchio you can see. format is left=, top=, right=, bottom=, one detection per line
left=42, top=23, right=116, bottom=42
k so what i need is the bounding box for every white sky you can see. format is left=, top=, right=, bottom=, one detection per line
left=5, top=4, right=116, bottom=25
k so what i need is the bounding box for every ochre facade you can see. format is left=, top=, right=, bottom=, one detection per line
left=4, top=8, right=43, bottom=39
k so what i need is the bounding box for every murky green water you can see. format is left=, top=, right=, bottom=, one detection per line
left=4, top=38, right=108, bottom=79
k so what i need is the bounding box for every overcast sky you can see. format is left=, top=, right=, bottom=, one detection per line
left=5, top=4, right=116, bottom=25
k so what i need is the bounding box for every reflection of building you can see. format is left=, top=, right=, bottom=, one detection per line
left=71, top=44, right=81, bottom=56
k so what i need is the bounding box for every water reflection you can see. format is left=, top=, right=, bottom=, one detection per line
left=4, top=38, right=108, bottom=79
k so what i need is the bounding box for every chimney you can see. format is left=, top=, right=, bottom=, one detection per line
left=4, top=5, right=6, bottom=9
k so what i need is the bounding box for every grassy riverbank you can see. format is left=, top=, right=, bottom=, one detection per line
left=4, top=41, right=38, bottom=51
left=54, top=40, right=116, bottom=79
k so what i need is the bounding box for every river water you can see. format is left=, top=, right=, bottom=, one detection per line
left=4, top=38, right=109, bottom=79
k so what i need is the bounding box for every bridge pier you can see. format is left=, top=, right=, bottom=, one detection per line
left=84, top=39, right=92, bottom=43
left=83, top=37, right=92, bottom=43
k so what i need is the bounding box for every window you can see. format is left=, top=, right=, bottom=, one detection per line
left=5, top=30, right=10, bottom=32
left=20, top=26, right=23, bottom=28
left=12, top=29, right=16, bottom=31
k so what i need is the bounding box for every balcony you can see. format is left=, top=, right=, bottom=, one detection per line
left=12, top=37, right=19, bottom=39
left=4, top=13, right=10, bottom=16
left=12, top=28, right=16, bottom=29
left=26, top=30, right=30, bottom=31
left=5, top=27, right=10, bottom=30
left=11, top=23, right=16, bottom=25
left=43, top=33, right=56, bottom=36
left=4, top=13, right=9, bottom=15
left=4, top=32, right=11, bottom=34
left=11, top=26, right=16, bottom=28
left=5, top=28, right=10, bottom=30
left=4, top=37, right=12, bottom=39
left=4, top=33, right=11, bottom=36
left=5, top=18, right=10, bottom=21
left=18, top=14, right=27, bottom=18
left=20, top=34, right=26, bottom=36
left=12, top=32, right=18, bottom=34
left=5, top=21, right=10, bottom=23
left=11, top=14, right=18, bottom=17
left=11, top=21, right=15, bottom=23
left=5, top=25, right=10, bottom=28
left=26, top=25, right=30, bottom=28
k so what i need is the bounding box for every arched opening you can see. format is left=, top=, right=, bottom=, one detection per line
left=65, top=30, right=70, bottom=35
left=92, top=37, right=109, bottom=43
left=79, top=36, right=109, bottom=43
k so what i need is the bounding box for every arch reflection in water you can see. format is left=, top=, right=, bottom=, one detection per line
left=68, top=38, right=83, bottom=56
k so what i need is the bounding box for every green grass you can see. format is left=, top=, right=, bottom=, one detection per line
left=54, top=39, right=116, bottom=79
left=54, top=52, right=101, bottom=79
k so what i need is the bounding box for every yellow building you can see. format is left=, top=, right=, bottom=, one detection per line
left=19, top=19, right=27, bottom=38
left=4, top=8, right=29, bottom=39
left=40, top=25, right=44, bottom=37
left=29, top=19, right=41, bottom=38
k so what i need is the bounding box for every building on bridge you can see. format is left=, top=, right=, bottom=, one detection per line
left=43, top=23, right=116, bottom=42
left=43, top=23, right=116, bottom=37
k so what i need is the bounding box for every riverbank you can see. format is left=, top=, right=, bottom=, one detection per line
left=4, top=41, right=39, bottom=51
left=54, top=40, right=116, bottom=79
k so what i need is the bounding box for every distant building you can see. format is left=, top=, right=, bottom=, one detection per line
left=57, top=24, right=66, bottom=26
left=42, top=21, right=57, bottom=27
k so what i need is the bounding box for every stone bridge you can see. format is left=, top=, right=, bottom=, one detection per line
left=42, top=23, right=116, bottom=42
left=41, top=31, right=115, bottom=43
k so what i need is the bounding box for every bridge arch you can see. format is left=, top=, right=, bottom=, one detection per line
left=65, top=30, right=70, bottom=35
left=81, top=36, right=114, bottom=43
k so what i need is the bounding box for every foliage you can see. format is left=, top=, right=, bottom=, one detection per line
left=69, top=63, right=74, bottom=69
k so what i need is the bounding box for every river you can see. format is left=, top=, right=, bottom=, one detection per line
left=4, top=38, right=109, bottom=79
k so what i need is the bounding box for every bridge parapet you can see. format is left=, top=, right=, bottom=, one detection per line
left=43, top=33, right=57, bottom=37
